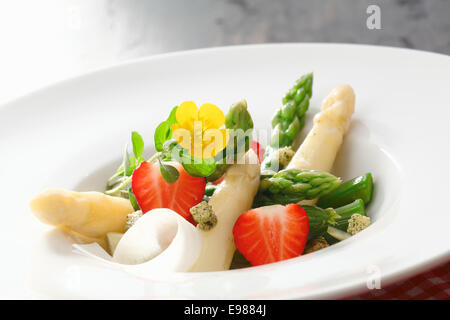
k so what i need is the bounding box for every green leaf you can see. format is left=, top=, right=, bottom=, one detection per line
left=154, top=121, right=171, bottom=152
left=167, top=106, right=178, bottom=124
left=136, top=155, right=145, bottom=165
left=154, top=106, right=179, bottom=152
left=123, top=145, right=131, bottom=176
left=125, top=156, right=138, bottom=176
left=182, top=156, right=216, bottom=177
left=167, top=143, right=216, bottom=177
left=158, top=158, right=180, bottom=184
left=128, top=188, right=140, bottom=211
left=162, top=138, right=178, bottom=153
left=131, top=131, right=144, bottom=158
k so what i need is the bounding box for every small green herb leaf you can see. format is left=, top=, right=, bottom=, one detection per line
left=158, top=158, right=180, bottom=184
left=123, top=145, right=131, bottom=176
left=126, top=156, right=138, bottom=176
left=128, top=188, right=140, bottom=211
left=154, top=121, right=171, bottom=151
left=167, top=143, right=216, bottom=177
left=167, top=106, right=178, bottom=125
left=154, top=106, right=179, bottom=152
left=131, top=131, right=144, bottom=158
left=182, top=157, right=216, bottom=177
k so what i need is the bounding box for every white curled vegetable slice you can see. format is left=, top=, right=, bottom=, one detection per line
left=73, top=208, right=202, bottom=276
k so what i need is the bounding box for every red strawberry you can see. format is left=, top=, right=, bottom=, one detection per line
left=251, top=140, right=265, bottom=163
left=233, top=204, right=309, bottom=266
left=131, top=161, right=206, bottom=225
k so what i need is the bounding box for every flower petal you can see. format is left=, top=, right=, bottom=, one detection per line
left=201, top=140, right=215, bottom=159
left=172, top=125, right=192, bottom=151
left=171, top=123, right=181, bottom=134
left=198, top=103, right=225, bottom=130
left=176, top=101, right=198, bottom=132
left=203, top=128, right=229, bottom=157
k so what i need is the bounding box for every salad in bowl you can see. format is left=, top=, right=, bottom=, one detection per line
left=29, top=72, right=374, bottom=275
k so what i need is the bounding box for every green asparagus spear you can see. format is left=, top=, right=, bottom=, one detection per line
left=225, top=99, right=254, bottom=132
left=253, top=169, right=341, bottom=206
left=302, top=199, right=366, bottom=240
left=302, top=205, right=340, bottom=240
left=261, top=73, right=313, bottom=172
left=322, top=233, right=340, bottom=245
left=317, top=173, right=373, bottom=209
left=334, top=199, right=366, bottom=231
left=222, top=99, right=254, bottom=162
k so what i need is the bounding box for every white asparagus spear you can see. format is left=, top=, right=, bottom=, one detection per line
left=189, top=150, right=260, bottom=272
left=30, top=189, right=134, bottom=248
left=287, top=84, right=355, bottom=172
left=287, top=84, right=355, bottom=205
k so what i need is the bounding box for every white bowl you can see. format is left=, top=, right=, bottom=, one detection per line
left=0, top=43, right=449, bottom=299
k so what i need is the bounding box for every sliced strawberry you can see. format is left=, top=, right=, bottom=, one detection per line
left=251, top=140, right=265, bottom=163
left=131, top=161, right=205, bottom=225
left=233, top=204, right=309, bottom=266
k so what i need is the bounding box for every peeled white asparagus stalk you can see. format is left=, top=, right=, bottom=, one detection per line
left=287, top=84, right=355, bottom=172
left=30, top=189, right=134, bottom=248
left=286, top=84, right=355, bottom=204
left=189, top=150, right=260, bottom=272
left=63, top=227, right=110, bottom=250
left=74, top=208, right=202, bottom=275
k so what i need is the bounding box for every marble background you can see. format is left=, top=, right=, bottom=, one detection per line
left=0, top=0, right=448, bottom=103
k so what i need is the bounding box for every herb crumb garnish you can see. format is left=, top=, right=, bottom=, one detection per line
left=276, top=146, right=295, bottom=168
left=304, top=236, right=329, bottom=254
left=347, top=214, right=371, bottom=235
left=190, top=201, right=218, bottom=231
left=125, top=210, right=143, bottom=231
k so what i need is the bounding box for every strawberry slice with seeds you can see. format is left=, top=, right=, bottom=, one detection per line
left=132, top=161, right=206, bottom=225
left=233, top=204, right=309, bottom=266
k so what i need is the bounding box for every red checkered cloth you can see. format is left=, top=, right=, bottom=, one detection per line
left=348, top=260, right=450, bottom=300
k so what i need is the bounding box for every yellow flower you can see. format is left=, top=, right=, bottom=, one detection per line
left=171, top=101, right=229, bottom=159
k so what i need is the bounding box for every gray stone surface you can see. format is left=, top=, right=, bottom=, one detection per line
left=0, top=0, right=448, bottom=103
left=108, top=0, right=450, bottom=57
